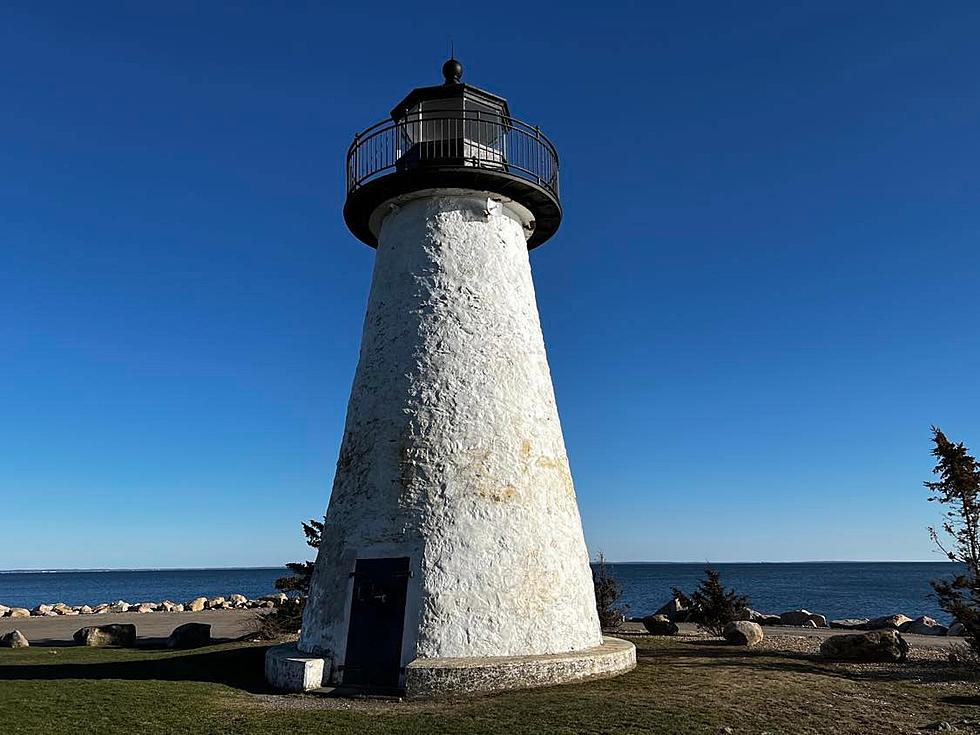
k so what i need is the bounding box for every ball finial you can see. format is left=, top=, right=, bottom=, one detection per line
left=442, top=58, right=463, bottom=85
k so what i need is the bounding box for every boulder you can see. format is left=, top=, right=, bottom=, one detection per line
left=861, top=614, right=912, bottom=631
left=78, top=605, right=94, bottom=615
left=257, top=599, right=275, bottom=609
left=830, top=618, right=869, bottom=630
left=73, top=624, right=137, bottom=647
left=93, top=604, right=110, bottom=614
left=948, top=622, right=967, bottom=637
left=109, top=600, right=131, bottom=613
left=207, top=597, right=226, bottom=610
left=778, top=609, right=827, bottom=627
left=0, top=605, right=10, bottom=617
left=899, top=616, right=948, bottom=636
left=802, top=620, right=817, bottom=629
left=260, top=593, right=289, bottom=606
left=166, top=623, right=211, bottom=649
left=135, top=603, right=156, bottom=614
left=187, top=597, right=208, bottom=612
left=228, top=594, right=248, bottom=608
left=8, top=608, right=30, bottom=619
left=52, top=602, right=73, bottom=615
left=653, top=597, right=689, bottom=623
left=724, top=621, right=764, bottom=646
left=641, top=614, right=679, bottom=636
left=160, top=600, right=179, bottom=613
left=820, top=630, right=909, bottom=662
left=32, top=604, right=53, bottom=616
left=0, top=630, right=29, bottom=648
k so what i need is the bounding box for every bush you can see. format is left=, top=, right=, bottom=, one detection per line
left=686, top=567, right=750, bottom=637
left=592, top=552, right=628, bottom=630
left=254, top=597, right=305, bottom=640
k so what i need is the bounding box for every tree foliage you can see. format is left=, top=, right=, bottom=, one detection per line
left=257, top=518, right=323, bottom=640
left=688, top=567, right=749, bottom=637
left=926, top=427, right=980, bottom=655
left=274, top=519, right=323, bottom=595
left=592, top=552, right=627, bottom=630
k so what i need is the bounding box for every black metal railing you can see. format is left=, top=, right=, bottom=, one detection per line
left=346, top=112, right=559, bottom=201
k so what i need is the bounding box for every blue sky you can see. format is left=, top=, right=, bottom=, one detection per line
left=2, top=2, right=978, bottom=569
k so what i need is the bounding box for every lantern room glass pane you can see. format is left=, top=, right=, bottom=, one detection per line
left=464, top=98, right=505, bottom=165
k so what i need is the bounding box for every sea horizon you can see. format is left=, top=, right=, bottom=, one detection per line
left=0, top=559, right=952, bottom=573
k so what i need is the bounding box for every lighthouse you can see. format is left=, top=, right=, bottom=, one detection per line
left=265, top=59, right=635, bottom=697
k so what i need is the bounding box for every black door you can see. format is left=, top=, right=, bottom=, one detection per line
left=342, top=556, right=410, bottom=689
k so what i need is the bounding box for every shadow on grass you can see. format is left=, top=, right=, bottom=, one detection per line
left=636, top=640, right=977, bottom=685
left=0, top=644, right=274, bottom=693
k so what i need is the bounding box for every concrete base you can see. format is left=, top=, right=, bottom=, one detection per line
left=264, top=637, right=636, bottom=697
left=265, top=643, right=326, bottom=692
left=404, top=636, right=636, bottom=698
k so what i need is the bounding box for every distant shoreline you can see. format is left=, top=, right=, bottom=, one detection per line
left=1, top=560, right=950, bottom=573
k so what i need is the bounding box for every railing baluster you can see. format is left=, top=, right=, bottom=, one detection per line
left=346, top=114, right=558, bottom=199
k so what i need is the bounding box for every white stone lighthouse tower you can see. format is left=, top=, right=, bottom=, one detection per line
left=266, top=59, right=635, bottom=696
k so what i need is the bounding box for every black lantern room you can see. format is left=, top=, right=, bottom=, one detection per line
left=344, top=59, right=562, bottom=249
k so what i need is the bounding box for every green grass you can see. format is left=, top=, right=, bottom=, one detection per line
left=0, top=638, right=977, bottom=734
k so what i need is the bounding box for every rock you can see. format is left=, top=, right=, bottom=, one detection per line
left=73, top=624, right=137, bottom=647
left=641, top=614, right=679, bottom=635
left=861, top=614, right=912, bottom=631
left=173, top=603, right=185, bottom=612
left=186, top=597, right=208, bottom=612
left=801, top=620, right=817, bottom=628
left=8, top=608, right=30, bottom=618
left=207, top=596, right=226, bottom=610
left=93, top=604, right=110, bottom=614
left=830, top=618, right=869, bottom=630
left=0, top=605, right=10, bottom=617
left=135, top=603, right=156, bottom=614
left=778, top=609, right=827, bottom=627
left=78, top=605, right=94, bottom=615
left=109, top=600, right=131, bottom=613
left=948, top=622, right=967, bottom=637
left=0, top=630, right=29, bottom=648
left=899, top=616, right=948, bottom=636
left=653, top=596, right=689, bottom=623
left=32, top=604, right=53, bottom=616
left=724, top=621, right=764, bottom=646
left=228, top=594, right=248, bottom=608
left=819, top=630, right=909, bottom=662
left=260, top=593, right=288, bottom=606
left=160, top=600, right=179, bottom=612
left=166, top=623, right=211, bottom=649
left=257, top=599, right=275, bottom=609
left=52, top=602, right=73, bottom=615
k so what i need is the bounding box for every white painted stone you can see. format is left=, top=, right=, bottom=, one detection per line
left=300, top=192, right=601, bottom=679
left=405, top=636, right=636, bottom=698
left=264, top=644, right=325, bottom=692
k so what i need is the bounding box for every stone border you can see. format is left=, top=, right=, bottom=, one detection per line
left=404, top=636, right=636, bottom=698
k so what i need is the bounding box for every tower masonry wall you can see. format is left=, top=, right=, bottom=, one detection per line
left=299, top=192, right=601, bottom=672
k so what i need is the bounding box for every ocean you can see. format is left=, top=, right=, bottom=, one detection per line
left=0, top=562, right=958, bottom=623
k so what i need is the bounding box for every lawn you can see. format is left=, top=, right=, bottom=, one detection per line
left=0, top=636, right=976, bottom=734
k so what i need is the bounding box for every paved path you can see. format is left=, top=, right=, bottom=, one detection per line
left=0, top=608, right=264, bottom=645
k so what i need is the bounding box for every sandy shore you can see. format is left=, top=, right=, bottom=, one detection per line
left=0, top=608, right=264, bottom=645
left=619, top=620, right=961, bottom=650
left=2, top=610, right=961, bottom=651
